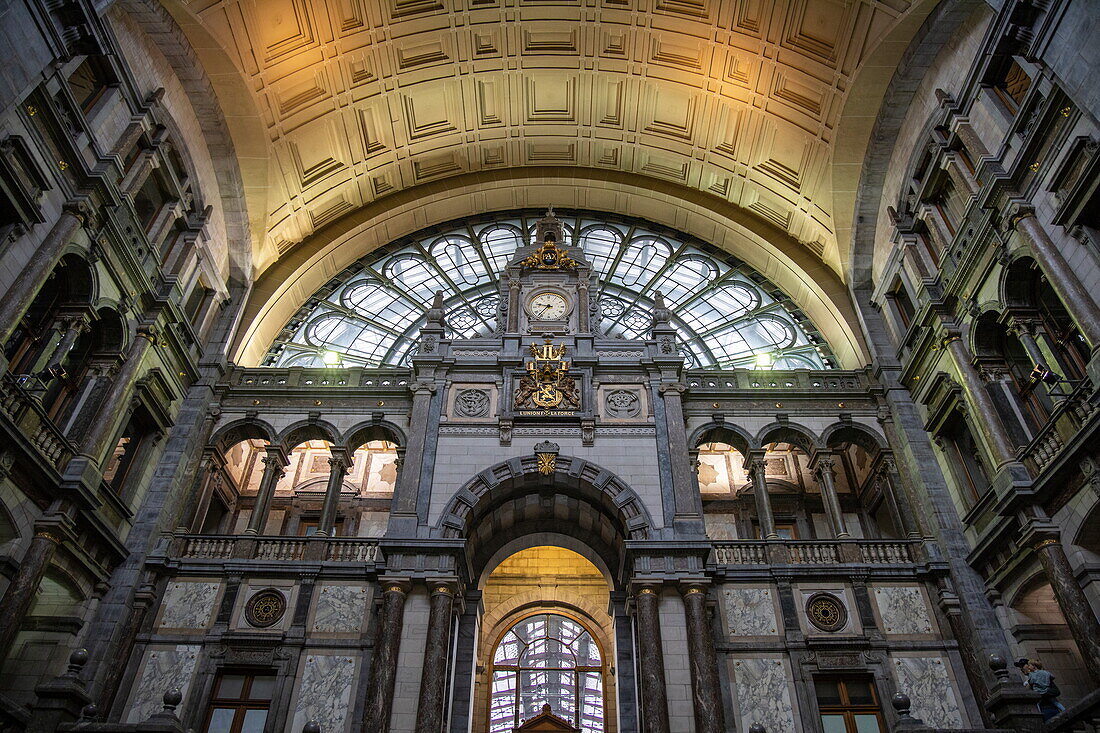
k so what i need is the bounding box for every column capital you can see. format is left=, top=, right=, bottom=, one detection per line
left=427, top=580, right=459, bottom=597
left=262, top=445, right=290, bottom=467
left=379, top=577, right=412, bottom=595
left=658, top=381, right=687, bottom=395
left=1003, top=200, right=1037, bottom=231
left=678, top=580, right=711, bottom=597
left=810, top=452, right=837, bottom=476
left=327, top=447, right=353, bottom=470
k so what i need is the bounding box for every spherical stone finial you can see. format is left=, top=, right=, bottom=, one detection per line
left=989, top=653, right=1009, bottom=679
left=66, top=647, right=89, bottom=676
left=891, top=692, right=912, bottom=715
left=748, top=725, right=767, bottom=733
left=303, top=721, right=321, bottom=733
left=80, top=703, right=99, bottom=720
left=163, top=688, right=183, bottom=710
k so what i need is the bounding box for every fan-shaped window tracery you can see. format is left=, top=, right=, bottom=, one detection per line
left=263, top=211, right=835, bottom=369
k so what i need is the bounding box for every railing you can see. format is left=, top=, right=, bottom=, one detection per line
left=176, top=534, right=381, bottom=563
left=1019, top=380, right=1098, bottom=475
left=224, top=366, right=412, bottom=389
left=712, top=539, right=920, bottom=566
left=1043, top=688, right=1100, bottom=732
left=0, top=373, right=75, bottom=470
left=685, top=369, right=871, bottom=392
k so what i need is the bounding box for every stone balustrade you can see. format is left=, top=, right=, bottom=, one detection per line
left=685, top=368, right=871, bottom=392
left=1018, top=380, right=1097, bottom=475
left=0, top=373, right=75, bottom=471
left=712, top=539, right=920, bottom=567
left=175, top=534, right=381, bottom=564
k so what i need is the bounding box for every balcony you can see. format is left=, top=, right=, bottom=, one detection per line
left=156, top=533, right=382, bottom=566
left=711, top=538, right=930, bottom=578
left=1018, top=380, right=1098, bottom=477
left=0, top=372, right=74, bottom=472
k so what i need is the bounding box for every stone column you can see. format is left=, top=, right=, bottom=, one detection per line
left=877, top=457, right=921, bottom=538
left=416, top=583, right=456, bottom=733
left=0, top=517, right=70, bottom=659
left=80, top=324, right=157, bottom=466
left=244, top=447, right=289, bottom=535
left=812, top=454, right=849, bottom=538
left=1010, top=206, right=1100, bottom=348
left=316, top=449, right=351, bottom=536
left=942, top=333, right=1017, bottom=465
left=364, top=581, right=410, bottom=733
left=633, top=586, right=670, bottom=733
left=44, top=310, right=91, bottom=372
left=680, top=584, right=726, bottom=733
left=1034, top=538, right=1100, bottom=683
left=747, top=454, right=778, bottom=539
left=659, top=382, right=705, bottom=534
left=389, top=380, right=435, bottom=533
left=0, top=206, right=86, bottom=346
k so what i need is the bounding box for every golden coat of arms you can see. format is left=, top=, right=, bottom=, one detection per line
left=520, top=240, right=578, bottom=271
left=514, top=341, right=580, bottom=410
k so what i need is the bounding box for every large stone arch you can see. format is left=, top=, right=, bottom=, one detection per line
left=435, top=454, right=654, bottom=587
left=209, top=418, right=277, bottom=452
left=341, top=420, right=407, bottom=452
left=689, top=421, right=754, bottom=456
left=755, top=421, right=821, bottom=453
left=820, top=421, right=888, bottom=454
left=277, top=419, right=341, bottom=449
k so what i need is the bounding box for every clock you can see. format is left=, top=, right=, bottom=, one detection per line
left=527, top=292, right=569, bottom=321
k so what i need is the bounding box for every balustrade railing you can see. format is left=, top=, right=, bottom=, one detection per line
left=174, top=534, right=381, bottom=563
left=712, top=539, right=919, bottom=566
left=0, top=373, right=75, bottom=470
left=1019, top=380, right=1097, bottom=475
left=685, top=369, right=870, bottom=392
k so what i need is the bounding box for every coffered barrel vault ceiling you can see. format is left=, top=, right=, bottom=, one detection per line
left=168, top=0, right=936, bottom=278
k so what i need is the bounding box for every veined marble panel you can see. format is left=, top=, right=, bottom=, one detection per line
left=125, top=645, right=201, bottom=723
left=723, top=587, right=777, bottom=635
left=158, top=581, right=219, bottom=629
left=892, top=656, right=964, bottom=729
left=732, top=657, right=797, bottom=733
left=874, top=586, right=933, bottom=634
left=291, top=654, right=358, bottom=733
left=311, top=584, right=370, bottom=633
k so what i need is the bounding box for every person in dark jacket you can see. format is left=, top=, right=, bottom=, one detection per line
left=1016, top=658, right=1065, bottom=721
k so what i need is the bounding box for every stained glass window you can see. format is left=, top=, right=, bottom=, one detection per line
left=489, top=614, right=604, bottom=733
left=263, top=211, right=835, bottom=370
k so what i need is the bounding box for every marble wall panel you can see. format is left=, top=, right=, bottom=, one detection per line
left=874, top=586, right=933, bottom=634
left=723, top=587, right=777, bottom=636
left=892, top=655, right=964, bottom=729
left=732, top=657, right=798, bottom=733
left=291, top=653, right=358, bottom=733
left=157, top=581, right=219, bottom=630
left=125, top=645, right=201, bottom=723
left=311, top=584, right=370, bottom=634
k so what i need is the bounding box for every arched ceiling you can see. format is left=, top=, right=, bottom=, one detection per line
left=164, top=0, right=939, bottom=280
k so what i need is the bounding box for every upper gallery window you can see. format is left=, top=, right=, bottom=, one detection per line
left=264, top=211, right=835, bottom=370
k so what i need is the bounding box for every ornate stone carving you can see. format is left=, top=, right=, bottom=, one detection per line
left=454, top=389, right=490, bottom=418
left=244, top=589, right=287, bottom=628
left=520, top=239, right=578, bottom=271
left=534, top=441, right=559, bottom=475
left=514, top=341, right=579, bottom=410
left=605, top=388, right=641, bottom=418
left=805, top=592, right=847, bottom=632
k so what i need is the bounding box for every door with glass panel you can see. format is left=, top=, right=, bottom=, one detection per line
left=816, top=677, right=886, bottom=733
left=489, top=613, right=605, bottom=732
left=203, top=670, right=276, bottom=733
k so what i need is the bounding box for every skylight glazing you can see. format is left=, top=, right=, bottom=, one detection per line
left=263, top=211, right=835, bottom=370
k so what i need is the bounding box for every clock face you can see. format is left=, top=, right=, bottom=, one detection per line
left=528, top=292, right=569, bottom=320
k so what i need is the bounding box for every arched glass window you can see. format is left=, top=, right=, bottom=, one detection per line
left=489, top=613, right=603, bottom=733
left=263, top=210, right=835, bottom=369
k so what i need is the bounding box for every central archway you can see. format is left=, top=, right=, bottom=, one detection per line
left=440, top=455, right=652, bottom=733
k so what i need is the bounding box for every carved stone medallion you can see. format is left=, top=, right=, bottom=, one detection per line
left=454, top=389, right=491, bottom=417
left=806, top=592, right=847, bottom=632
left=605, top=389, right=641, bottom=418
left=244, top=589, right=287, bottom=628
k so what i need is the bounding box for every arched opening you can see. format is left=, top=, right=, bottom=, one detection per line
left=480, top=548, right=611, bottom=733
left=442, top=456, right=649, bottom=733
